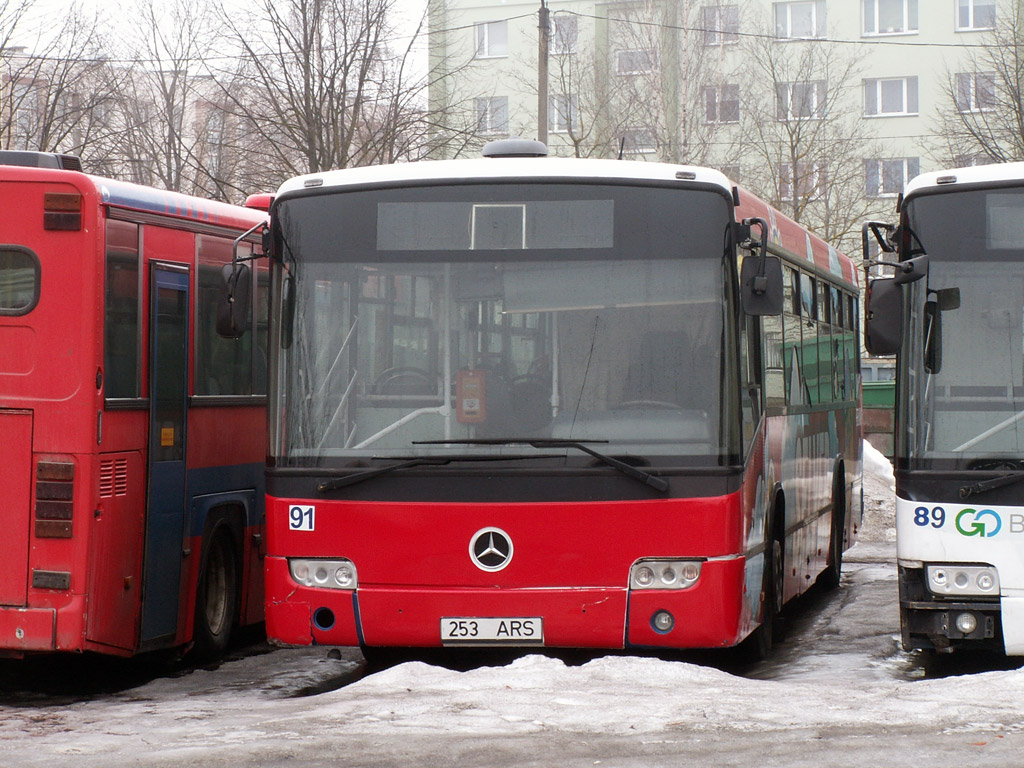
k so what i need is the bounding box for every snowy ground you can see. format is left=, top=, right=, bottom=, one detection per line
left=3, top=443, right=1024, bottom=767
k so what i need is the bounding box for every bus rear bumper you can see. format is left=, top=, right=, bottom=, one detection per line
left=0, top=607, right=56, bottom=652
left=265, top=555, right=749, bottom=650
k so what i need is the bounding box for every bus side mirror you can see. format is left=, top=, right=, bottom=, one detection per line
left=864, top=277, right=902, bottom=355
left=217, top=263, right=251, bottom=338
left=740, top=255, right=784, bottom=316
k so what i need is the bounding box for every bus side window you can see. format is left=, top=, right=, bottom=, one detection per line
left=782, top=266, right=800, bottom=405
left=739, top=315, right=762, bottom=450
left=818, top=280, right=833, bottom=404
left=196, top=235, right=253, bottom=396
left=104, top=220, right=141, bottom=399
left=762, top=305, right=784, bottom=409
left=799, top=272, right=818, bottom=405
left=255, top=269, right=269, bottom=395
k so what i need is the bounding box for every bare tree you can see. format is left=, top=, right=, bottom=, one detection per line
left=0, top=2, right=120, bottom=161
left=933, top=7, right=1024, bottom=165
left=108, top=0, right=221, bottom=193
left=214, top=0, right=434, bottom=183
left=738, top=25, right=879, bottom=250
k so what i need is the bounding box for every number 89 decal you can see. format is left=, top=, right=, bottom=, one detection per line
left=913, top=506, right=945, bottom=529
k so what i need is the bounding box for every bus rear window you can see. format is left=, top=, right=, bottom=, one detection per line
left=0, top=247, right=40, bottom=315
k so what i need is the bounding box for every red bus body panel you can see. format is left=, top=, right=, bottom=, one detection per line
left=0, top=164, right=266, bottom=657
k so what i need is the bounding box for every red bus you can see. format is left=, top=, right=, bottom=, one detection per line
left=0, top=151, right=267, bottom=659
left=247, top=139, right=862, bottom=659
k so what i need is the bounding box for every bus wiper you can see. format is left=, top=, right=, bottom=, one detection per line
left=415, top=438, right=670, bottom=493
left=317, top=454, right=561, bottom=493
left=959, top=471, right=1024, bottom=499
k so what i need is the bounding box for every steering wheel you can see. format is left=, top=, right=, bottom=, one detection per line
left=372, top=367, right=435, bottom=394
left=615, top=400, right=682, bottom=410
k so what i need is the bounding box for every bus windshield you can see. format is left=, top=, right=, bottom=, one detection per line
left=901, top=186, right=1024, bottom=467
left=270, top=183, right=736, bottom=467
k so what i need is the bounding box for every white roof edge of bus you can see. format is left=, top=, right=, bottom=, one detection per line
left=275, top=157, right=733, bottom=196
left=906, top=161, right=1024, bottom=196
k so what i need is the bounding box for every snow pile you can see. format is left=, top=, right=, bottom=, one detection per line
left=861, top=439, right=896, bottom=542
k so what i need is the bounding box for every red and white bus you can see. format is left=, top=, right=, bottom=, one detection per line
left=251, top=139, right=862, bottom=658
left=0, top=151, right=267, bottom=659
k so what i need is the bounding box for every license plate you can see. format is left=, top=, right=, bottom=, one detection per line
left=440, top=617, right=544, bottom=646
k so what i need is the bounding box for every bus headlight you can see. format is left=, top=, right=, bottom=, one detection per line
left=289, top=558, right=358, bottom=590
left=926, top=564, right=998, bottom=597
left=630, top=559, right=702, bottom=590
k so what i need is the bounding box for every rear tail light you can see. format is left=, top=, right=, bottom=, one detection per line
left=35, top=460, right=74, bottom=538
left=43, top=192, right=82, bottom=231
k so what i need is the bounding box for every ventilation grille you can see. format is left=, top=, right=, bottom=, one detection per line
left=99, top=458, right=129, bottom=498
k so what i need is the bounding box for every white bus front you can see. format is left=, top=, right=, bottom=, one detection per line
left=882, top=167, right=1024, bottom=654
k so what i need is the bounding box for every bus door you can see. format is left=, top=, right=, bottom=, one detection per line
left=141, top=263, right=189, bottom=645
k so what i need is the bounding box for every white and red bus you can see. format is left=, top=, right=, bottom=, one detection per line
left=866, top=162, right=1024, bottom=655
left=249, top=140, right=862, bottom=658
left=0, top=151, right=267, bottom=659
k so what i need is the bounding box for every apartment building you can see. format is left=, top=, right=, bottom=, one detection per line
left=428, top=0, right=1009, bottom=223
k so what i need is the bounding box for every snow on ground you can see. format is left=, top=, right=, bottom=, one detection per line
left=4, top=441, right=1024, bottom=766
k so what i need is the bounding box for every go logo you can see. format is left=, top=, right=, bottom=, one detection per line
left=955, top=508, right=1002, bottom=538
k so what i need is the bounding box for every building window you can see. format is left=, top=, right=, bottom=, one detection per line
left=621, top=129, right=657, bottom=154
left=616, top=49, right=657, bottom=74
left=955, top=71, right=996, bottom=112
left=550, top=14, right=578, bottom=55
left=776, top=80, right=826, bottom=120
left=864, top=77, right=918, bottom=116
left=549, top=93, right=578, bottom=133
left=475, top=21, right=508, bottom=58
left=702, top=5, right=739, bottom=45
left=704, top=84, right=740, bottom=123
left=475, top=96, right=508, bottom=134
left=774, top=1, right=826, bottom=39
left=778, top=162, right=825, bottom=201
left=953, top=153, right=989, bottom=167
left=863, top=0, right=918, bottom=35
left=957, top=0, right=995, bottom=30
left=865, top=157, right=920, bottom=198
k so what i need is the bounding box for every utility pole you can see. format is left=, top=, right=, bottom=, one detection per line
left=538, top=0, right=549, bottom=145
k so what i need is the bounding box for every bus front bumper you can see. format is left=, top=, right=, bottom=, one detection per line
left=264, top=555, right=749, bottom=650
left=899, top=565, right=1011, bottom=652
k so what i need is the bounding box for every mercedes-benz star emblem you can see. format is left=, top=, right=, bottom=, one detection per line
left=469, top=527, right=513, bottom=572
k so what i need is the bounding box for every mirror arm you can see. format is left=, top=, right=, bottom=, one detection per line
left=231, top=222, right=269, bottom=266
left=740, top=217, right=769, bottom=294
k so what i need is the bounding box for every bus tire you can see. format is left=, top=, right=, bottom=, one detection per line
left=822, top=468, right=846, bottom=591
left=191, top=520, right=239, bottom=662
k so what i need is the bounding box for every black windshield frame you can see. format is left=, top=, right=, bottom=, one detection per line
left=267, top=179, right=741, bottom=471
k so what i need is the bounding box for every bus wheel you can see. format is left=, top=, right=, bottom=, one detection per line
left=822, top=480, right=846, bottom=591
left=191, top=522, right=239, bottom=662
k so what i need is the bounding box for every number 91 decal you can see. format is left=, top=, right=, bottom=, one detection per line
left=289, top=505, right=315, bottom=531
